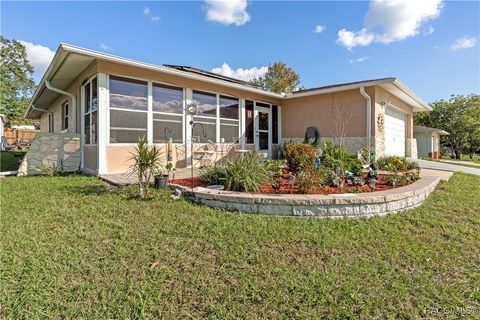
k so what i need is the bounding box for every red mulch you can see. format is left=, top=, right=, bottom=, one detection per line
left=171, top=173, right=399, bottom=195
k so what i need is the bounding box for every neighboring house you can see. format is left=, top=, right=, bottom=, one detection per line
left=25, top=44, right=431, bottom=175
left=414, top=126, right=449, bottom=159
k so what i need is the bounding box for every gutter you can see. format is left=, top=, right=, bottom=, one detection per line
left=30, top=104, right=54, bottom=132
left=45, top=80, right=77, bottom=133
left=359, top=86, right=372, bottom=156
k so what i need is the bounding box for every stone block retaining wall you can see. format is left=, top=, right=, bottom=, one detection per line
left=171, top=176, right=440, bottom=218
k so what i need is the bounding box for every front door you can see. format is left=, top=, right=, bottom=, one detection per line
left=254, top=104, right=272, bottom=158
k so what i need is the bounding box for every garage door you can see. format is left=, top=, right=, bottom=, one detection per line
left=384, top=107, right=406, bottom=156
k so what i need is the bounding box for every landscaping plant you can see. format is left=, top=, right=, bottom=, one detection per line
left=128, top=136, right=162, bottom=199
left=37, top=161, right=59, bottom=176
left=376, top=156, right=418, bottom=172
left=284, top=142, right=317, bottom=174
left=201, top=165, right=227, bottom=185
left=222, top=153, right=272, bottom=192
left=297, top=168, right=325, bottom=194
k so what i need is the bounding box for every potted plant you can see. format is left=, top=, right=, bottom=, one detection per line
left=155, top=162, right=173, bottom=189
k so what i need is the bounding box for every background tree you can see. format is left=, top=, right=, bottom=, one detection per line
left=249, top=61, right=300, bottom=94
left=0, top=36, right=37, bottom=126
left=415, top=94, right=480, bottom=159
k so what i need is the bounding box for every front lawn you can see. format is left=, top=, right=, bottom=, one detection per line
left=1, top=174, right=479, bottom=318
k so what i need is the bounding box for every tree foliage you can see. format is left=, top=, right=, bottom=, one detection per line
left=414, top=95, right=480, bottom=158
left=250, top=61, right=300, bottom=94
left=0, top=36, right=36, bottom=126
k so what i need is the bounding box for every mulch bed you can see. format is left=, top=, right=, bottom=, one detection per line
left=171, top=173, right=399, bottom=195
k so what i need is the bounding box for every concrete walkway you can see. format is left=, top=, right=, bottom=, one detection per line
left=416, top=159, right=480, bottom=176
left=101, top=167, right=200, bottom=186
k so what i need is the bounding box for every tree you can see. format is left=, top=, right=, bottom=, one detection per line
left=0, top=36, right=37, bottom=126
left=415, top=95, right=480, bottom=159
left=249, top=61, right=300, bottom=94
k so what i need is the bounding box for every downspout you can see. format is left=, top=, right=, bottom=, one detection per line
left=359, top=86, right=372, bottom=157
left=31, top=104, right=54, bottom=132
left=45, top=80, right=77, bottom=133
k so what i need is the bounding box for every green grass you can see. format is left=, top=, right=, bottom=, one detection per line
left=0, top=151, right=26, bottom=172
left=1, top=174, right=479, bottom=318
left=461, top=155, right=480, bottom=164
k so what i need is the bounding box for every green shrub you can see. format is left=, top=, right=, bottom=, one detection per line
left=265, top=160, right=284, bottom=177
left=376, top=156, right=418, bottom=172
left=284, top=142, right=317, bottom=174
left=350, top=160, right=364, bottom=177
left=201, top=165, right=227, bottom=185
left=321, top=140, right=355, bottom=172
left=384, top=173, right=408, bottom=187
left=297, top=169, right=326, bottom=194
left=360, top=145, right=370, bottom=164
left=223, top=153, right=272, bottom=192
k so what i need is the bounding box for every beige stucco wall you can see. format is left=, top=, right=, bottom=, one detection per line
left=281, top=87, right=375, bottom=139
left=39, top=62, right=98, bottom=133
left=106, top=143, right=256, bottom=173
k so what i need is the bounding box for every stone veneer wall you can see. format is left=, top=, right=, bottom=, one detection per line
left=172, top=176, right=440, bottom=218
left=17, top=133, right=81, bottom=176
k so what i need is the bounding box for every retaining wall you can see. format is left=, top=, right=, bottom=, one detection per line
left=172, top=176, right=440, bottom=218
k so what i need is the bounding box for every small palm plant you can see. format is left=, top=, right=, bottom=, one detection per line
left=128, top=136, right=162, bottom=199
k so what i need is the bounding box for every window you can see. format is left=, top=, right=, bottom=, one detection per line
left=192, top=90, right=217, bottom=142
left=272, top=105, right=278, bottom=144
left=245, top=100, right=254, bottom=143
left=193, top=90, right=216, bottom=117
left=62, top=102, right=69, bottom=131
left=219, top=95, right=239, bottom=143
left=48, top=113, right=54, bottom=133
left=83, top=77, right=97, bottom=144
left=109, top=76, right=148, bottom=143
left=152, top=83, right=183, bottom=143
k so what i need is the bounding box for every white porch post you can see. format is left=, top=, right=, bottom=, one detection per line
left=80, top=85, right=85, bottom=169
left=278, top=105, right=282, bottom=145
left=97, top=73, right=108, bottom=175
left=185, top=88, right=193, bottom=167
left=216, top=95, right=220, bottom=143
left=147, top=81, right=153, bottom=145
left=240, top=99, right=246, bottom=149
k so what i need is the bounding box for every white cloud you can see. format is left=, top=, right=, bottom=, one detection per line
left=337, top=0, right=443, bottom=49
left=314, top=25, right=326, bottom=33
left=143, top=6, right=160, bottom=21
left=19, top=40, right=55, bottom=79
left=211, top=63, right=267, bottom=81
left=98, top=42, right=112, bottom=51
left=337, top=28, right=374, bottom=50
left=205, top=0, right=250, bottom=26
left=423, top=26, right=435, bottom=35
left=347, top=56, right=369, bottom=64
left=451, top=36, right=477, bottom=50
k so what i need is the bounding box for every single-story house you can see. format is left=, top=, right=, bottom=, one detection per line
left=25, top=43, right=431, bottom=175
left=414, top=126, right=449, bottom=159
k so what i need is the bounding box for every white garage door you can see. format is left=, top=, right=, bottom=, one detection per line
left=384, top=107, right=406, bottom=156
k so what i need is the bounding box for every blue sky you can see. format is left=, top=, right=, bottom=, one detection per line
left=2, top=0, right=479, bottom=103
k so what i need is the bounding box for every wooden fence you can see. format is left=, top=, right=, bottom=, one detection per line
left=3, top=128, right=38, bottom=144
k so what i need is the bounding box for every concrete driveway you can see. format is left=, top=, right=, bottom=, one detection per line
left=416, top=159, right=480, bottom=176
